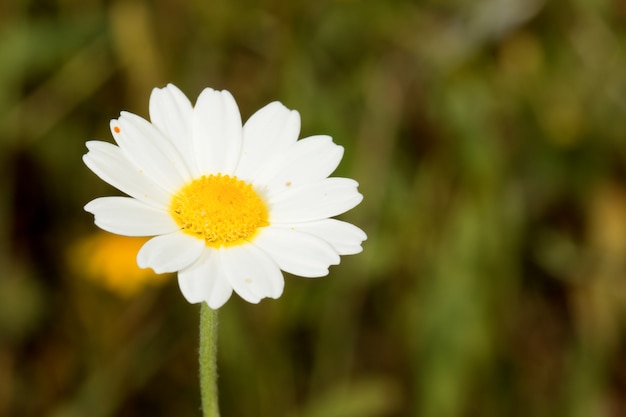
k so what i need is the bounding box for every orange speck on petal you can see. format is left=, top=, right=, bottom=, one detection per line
left=113, top=126, right=121, bottom=134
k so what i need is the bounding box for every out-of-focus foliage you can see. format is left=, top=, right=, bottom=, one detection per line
left=1, top=0, right=626, bottom=416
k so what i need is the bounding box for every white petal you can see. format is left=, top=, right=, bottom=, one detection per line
left=111, top=112, right=190, bottom=192
left=137, top=231, right=205, bottom=273
left=177, top=250, right=233, bottom=308
left=254, top=227, right=340, bottom=277
left=83, top=141, right=171, bottom=208
left=255, top=135, right=344, bottom=191
left=192, top=88, right=243, bottom=175
left=220, top=244, right=284, bottom=303
left=236, top=102, right=300, bottom=181
left=269, top=178, right=364, bottom=223
left=278, top=219, right=367, bottom=255
left=84, top=197, right=179, bottom=236
left=149, top=84, right=198, bottom=176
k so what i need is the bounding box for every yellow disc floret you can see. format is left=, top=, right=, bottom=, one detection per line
left=170, top=174, right=269, bottom=247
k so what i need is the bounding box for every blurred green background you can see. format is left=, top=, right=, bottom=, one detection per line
left=2, top=0, right=626, bottom=416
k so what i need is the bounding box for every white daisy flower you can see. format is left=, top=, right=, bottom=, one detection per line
left=83, top=84, right=366, bottom=309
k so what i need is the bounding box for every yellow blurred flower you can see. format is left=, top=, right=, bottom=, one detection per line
left=69, top=232, right=171, bottom=297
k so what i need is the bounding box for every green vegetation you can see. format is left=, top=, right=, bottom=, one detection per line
left=1, top=0, right=626, bottom=416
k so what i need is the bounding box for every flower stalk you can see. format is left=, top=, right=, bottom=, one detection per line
left=199, top=303, right=220, bottom=417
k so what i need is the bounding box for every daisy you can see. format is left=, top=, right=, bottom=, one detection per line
left=83, top=84, right=366, bottom=309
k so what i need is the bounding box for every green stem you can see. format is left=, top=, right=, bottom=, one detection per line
left=199, top=302, right=220, bottom=417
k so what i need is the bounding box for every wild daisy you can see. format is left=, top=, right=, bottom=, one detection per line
left=83, top=84, right=366, bottom=309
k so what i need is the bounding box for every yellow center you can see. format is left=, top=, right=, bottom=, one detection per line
left=170, top=174, right=269, bottom=247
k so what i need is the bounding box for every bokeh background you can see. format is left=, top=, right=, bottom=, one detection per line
left=2, top=0, right=626, bottom=416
